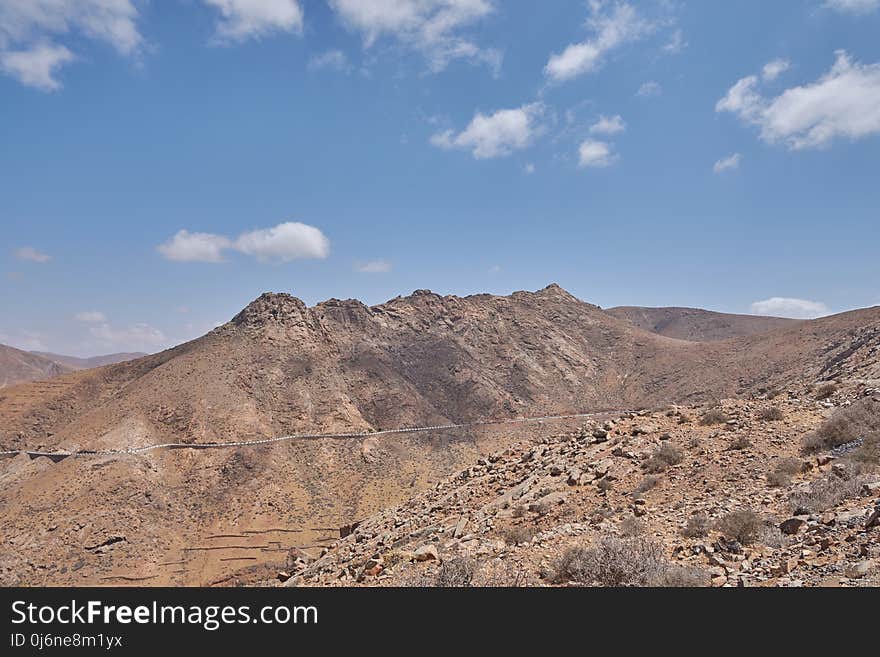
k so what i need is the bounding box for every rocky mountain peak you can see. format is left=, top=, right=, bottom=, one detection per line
left=231, top=292, right=308, bottom=328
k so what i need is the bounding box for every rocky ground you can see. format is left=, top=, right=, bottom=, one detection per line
left=280, top=385, right=880, bottom=588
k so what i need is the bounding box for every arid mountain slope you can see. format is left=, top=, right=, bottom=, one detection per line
left=31, top=351, right=147, bottom=370
left=0, top=286, right=879, bottom=586
left=0, top=344, right=71, bottom=388
left=606, top=306, right=797, bottom=342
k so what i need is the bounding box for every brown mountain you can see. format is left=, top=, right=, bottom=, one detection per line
left=606, top=306, right=798, bottom=342
left=31, top=351, right=148, bottom=370
left=0, top=344, right=72, bottom=388
left=1, top=285, right=878, bottom=586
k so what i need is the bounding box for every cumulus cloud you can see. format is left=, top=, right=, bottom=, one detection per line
left=74, top=311, right=107, bottom=323
left=717, top=51, right=880, bottom=150
left=89, top=322, right=167, bottom=349
left=578, top=139, right=615, bottom=168
left=762, top=58, right=790, bottom=81
left=825, top=0, right=879, bottom=13
left=589, top=114, right=626, bottom=135
left=0, top=43, right=75, bottom=91
left=713, top=153, right=742, bottom=174
left=637, top=80, right=662, bottom=98
left=430, top=102, right=545, bottom=159
left=14, top=246, right=51, bottom=263
left=308, top=49, right=350, bottom=72
left=328, top=0, right=500, bottom=74
left=355, top=259, right=392, bottom=273
left=0, top=0, right=143, bottom=90
left=158, top=222, right=330, bottom=264
left=201, top=0, right=303, bottom=43
left=235, top=221, right=330, bottom=262
left=750, top=297, right=830, bottom=319
left=158, top=230, right=232, bottom=263
left=544, top=2, right=652, bottom=83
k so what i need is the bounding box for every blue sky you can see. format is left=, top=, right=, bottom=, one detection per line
left=2, top=1, right=879, bottom=356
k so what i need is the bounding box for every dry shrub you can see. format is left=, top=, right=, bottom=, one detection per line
left=715, top=509, right=763, bottom=545
left=552, top=536, right=665, bottom=587
left=682, top=513, right=711, bottom=538
left=767, top=457, right=806, bottom=488
left=802, top=399, right=880, bottom=454
left=620, top=516, right=647, bottom=537
left=851, top=432, right=880, bottom=467
left=633, top=475, right=662, bottom=495
left=435, top=557, right=476, bottom=587
left=499, top=524, right=536, bottom=546
left=657, top=565, right=711, bottom=587
left=727, top=435, right=752, bottom=451
left=700, top=408, right=729, bottom=426
left=758, top=407, right=784, bottom=422
left=789, top=470, right=871, bottom=514
left=815, top=383, right=838, bottom=400
left=643, top=444, right=684, bottom=473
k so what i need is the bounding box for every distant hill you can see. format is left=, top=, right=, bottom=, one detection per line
left=606, top=306, right=798, bottom=342
left=0, top=344, right=71, bottom=388
left=31, top=351, right=147, bottom=370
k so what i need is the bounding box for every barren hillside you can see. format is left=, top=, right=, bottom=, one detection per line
left=606, top=306, right=797, bottom=342
left=0, top=344, right=71, bottom=388
left=0, top=286, right=878, bottom=586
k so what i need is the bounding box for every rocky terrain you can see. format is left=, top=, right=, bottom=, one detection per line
left=0, top=285, right=879, bottom=586
left=283, top=388, right=880, bottom=588
left=606, top=306, right=798, bottom=342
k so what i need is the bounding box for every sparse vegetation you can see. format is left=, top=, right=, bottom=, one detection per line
left=552, top=536, right=666, bottom=587
left=657, top=565, right=711, bottom=587
left=499, top=524, right=536, bottom=546
left=700, top=408, right=730, bottom=426
left=802, top=398, right=880, bottom=454
left=789, top=470, right=871, bottom=514
left=758, top=406, right=784, bottom=421
left=682, top=513, right=711, bottom=538
left=633, top=475, right=662, bottom=495
left=435, top=557, right=476, bottom=587
left=715, top=509, right=763, bottom=545
left=767, top=457, right=806, bottom=488
left=620, top=516, right=647, bottom=537
left=643, top=444, right=684, bottom=473
left=815, top=383, right=838, bottom=400
left=726, top=435, right=752, bottom=451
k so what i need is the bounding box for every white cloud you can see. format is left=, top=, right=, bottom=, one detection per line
left=825, top=0, right=879, bottom=13
left=0, top=0, right=143, bottom=89
left=201, top=0, right=303, bottom=43
left=750, top=297, right=830, bottom=319
left=663, top=28, right=686, bottom=54
left=589, top=114, right=626, bottom=135
left=524, top=163, right=536, bottom=174
left=158, top=222, right=330, bottom=264
left=328, top=0, right=500, bottom=74
left=74, top=311, right=107, bottom=323
left=637, top=80, right=662, bottom=98
left=355, top=259, right=392, bottom=273
left=0, top=43, right=74, bottom=90
left=234, top=221, right=330, bottom=262
left=717, top=51, right=880, bottom=150
left=578, top=139, right=615, bottom=168
left=713, top=153, right=742, bottom=174
left=762, top=58, right=790, bottom=82
left=544, top=2, right=652, bottom=83
left=430, top=102, right=545, bottom=159
left=14, top=246, right=51, bottom=263
left=158, top=230, right=232, bottom=263
left=308, top=49, right=350, bottom=72
left=90, top=322, right=167, bottom=350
